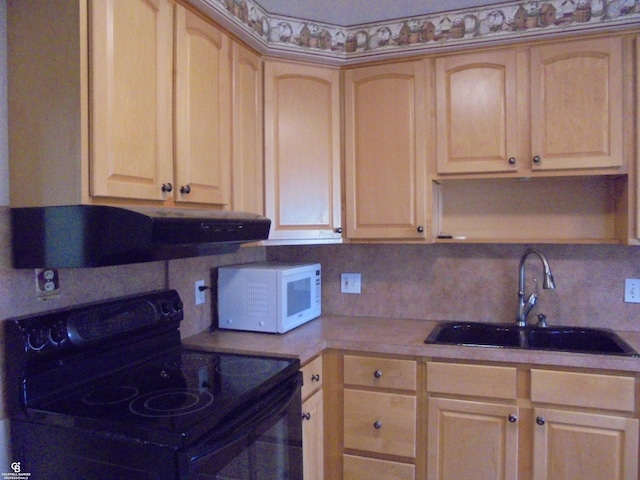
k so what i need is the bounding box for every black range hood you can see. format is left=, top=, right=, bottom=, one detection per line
left=11, top=205, right=271, bottom=268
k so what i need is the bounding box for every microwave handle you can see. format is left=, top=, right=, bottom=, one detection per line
left=184, top=372, right=303, bottom=463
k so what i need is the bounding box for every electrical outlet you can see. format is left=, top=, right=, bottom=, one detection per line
left=35, top=268, right=60, bottom=298
left=195, top=280, right=206, bottom=305
left=341, top=273, right=361, bottom=294
left=624, top=279, right=640, bottom=303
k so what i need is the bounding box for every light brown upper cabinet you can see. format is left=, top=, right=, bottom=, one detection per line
left=264, top=61, right=342, bottom=242
left=231, top=43, right=264, bottom=215
left=94, top=2, right=231, bottom=206
left=436, top=36, right=624, bottom=176
left=173, top=6, right=231, bottom=206
left=529, top=37, right=622, bottom=171
left=9, top=0, right=232, bottom=208
left=344, top=61, right=429, bottom=240
left=435, top=48, right=519, bottom=175
left=90, top=0, right=174, bottom=202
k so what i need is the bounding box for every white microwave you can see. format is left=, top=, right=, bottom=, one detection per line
left=217, top=262, right=321, bottom=333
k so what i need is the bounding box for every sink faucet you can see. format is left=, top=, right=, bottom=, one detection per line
left=516, top=249, right=556, bottom=327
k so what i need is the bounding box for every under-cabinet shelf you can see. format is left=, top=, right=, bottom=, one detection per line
left=433, top=175, right=628, bottom=244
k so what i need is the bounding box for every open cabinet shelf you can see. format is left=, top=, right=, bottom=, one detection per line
left=433, top=175, right=628, bottom=244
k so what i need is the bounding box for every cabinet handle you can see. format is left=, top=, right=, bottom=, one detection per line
left=180, top=184, right=191, bottom=194
left=302, top=412, right=311, bottom=421
left=161, top=183, right=173, bottom=193
left=532, top=155, right=541, bottom=164
left=311, top=374, right=320, bottom=382
left=334, top=227, right=343, bottom=234
left=373, top=370, right=382, bottom=379
left=373, top=420, right=382, bottom=429
left=417, top=226, right=424, bottom=233
left=508, top=157, right=516, bottom=165
left=536, top=416, right=546, bottom=426
left=508, top=414, right=517, bottom=423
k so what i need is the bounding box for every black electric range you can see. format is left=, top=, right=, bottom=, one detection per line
left=5, top=290, right=302, bottom=479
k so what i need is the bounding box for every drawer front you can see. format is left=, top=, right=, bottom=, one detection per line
left=427, top=362, right=518, bottom=400
left=301, top=355, right=323, bottom=400
left=344, top=389, right=417, bottom=458
left=343, top=454, right=415, bottom=480
left=344, top=355, right=417, bottom=391
left=531, top=369, right=636, bottom=412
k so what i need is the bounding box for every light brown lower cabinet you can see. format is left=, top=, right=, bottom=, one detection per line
left=533, top=407, right=638, bottom=480
left=426, top=362, right=639, bottom=480
left=343, top=454, right=415, bottom=480
left=327, top=355, right=638, bottom=480
left=427, top=397, right=519, bottom=479
left=301, top=356, right=324, bottom=480
left=341, top=355, right=419, bottom=480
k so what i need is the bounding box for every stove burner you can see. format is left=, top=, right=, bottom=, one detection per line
left=129, top=389, right=214, bottom=418
left=165, top=352, right=219, bottom=371
left=217, top=359, right=273, bottom=377
left=82, top=386, right=139, bottom=405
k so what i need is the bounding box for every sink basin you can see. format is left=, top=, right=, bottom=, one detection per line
left=425, top=321, right=639, bottom=357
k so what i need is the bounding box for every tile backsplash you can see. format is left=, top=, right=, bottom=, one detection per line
left=268, top=243, right=640, bottom=333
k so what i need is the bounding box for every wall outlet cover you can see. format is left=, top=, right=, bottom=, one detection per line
left=624, top=279, right=640, bottom=303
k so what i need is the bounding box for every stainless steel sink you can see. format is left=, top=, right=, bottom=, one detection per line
left=425, top=321, right=639, bottom=357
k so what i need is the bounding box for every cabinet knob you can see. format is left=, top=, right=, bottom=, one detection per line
left=311, top=374, right=320, bottom=382
left=417, top=226, right=424, bottom=233
left=536, top=416, right=546, bottom=426
left=180, top=184, right=191, bottom=194
left=161, top=183, right=173, bottom=193
left=373, top=420, right=382, bottom=429
left=334, top=227, right=343, bottom=234
left=532, top=155, right=541, bottom=164
left=374, top=370, right=382, bottom=379
left=302, top=412, right=311, bottom=421
left=508, top=414, right=517, bottom=423
left=508, top=157, right=516, bottom=165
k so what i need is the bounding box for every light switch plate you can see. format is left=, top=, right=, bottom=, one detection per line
left=341, top=273, right=361, bottom=294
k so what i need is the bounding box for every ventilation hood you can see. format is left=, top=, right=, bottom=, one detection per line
left=11, top=205, right=271, bottom=268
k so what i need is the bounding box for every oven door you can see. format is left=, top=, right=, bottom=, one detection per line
left=181, top=372, right=303, bottom=479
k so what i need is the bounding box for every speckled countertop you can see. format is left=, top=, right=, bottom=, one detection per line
left=183, top=315, right=640, bottom=373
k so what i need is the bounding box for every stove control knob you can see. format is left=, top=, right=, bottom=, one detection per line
left=49, top=322, right=68, bottom=345
left=28, top=328, right=48, bottom=351
left=160, top=301, right=172, bottom=316
left=173, top=298, right=184, bottom=313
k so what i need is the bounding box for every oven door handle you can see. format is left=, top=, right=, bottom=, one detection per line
left=185, top=372, right=303, bottom=464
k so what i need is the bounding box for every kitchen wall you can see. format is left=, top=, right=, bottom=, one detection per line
left=268, top=243, right=640, bottom=333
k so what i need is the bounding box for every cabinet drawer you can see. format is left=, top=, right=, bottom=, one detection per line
left=301, top=355, right=323, bottom=400
left=343, top=454, right=415, bottom=480
left=427, top=362, right=518, bottom=400
left=343, top=389, right=417, bottom=458
left=531, top=369, right=635, bottom=412
left=344, top=355, right=417, bottom=391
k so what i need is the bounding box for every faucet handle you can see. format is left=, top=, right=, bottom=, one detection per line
left=536, top=313, right=548, bottom=328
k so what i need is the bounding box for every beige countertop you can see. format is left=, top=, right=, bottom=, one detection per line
left=183, top=315, right=640, bottom=373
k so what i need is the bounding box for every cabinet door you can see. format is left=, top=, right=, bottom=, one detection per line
left=90, top=0, right=173, bottom=201
left=175, top=6, right=231, bottom=206
left=530, top=37, right=623, bottom=171
left=427, top=397, right=519, bottom=480
left=231, top=42, right=263, bottom=215
left=344, top=61, right=428, bottom=239
left=533, top=408, right=638, bottom=480
left=435, top=49, right=519, bottom=174
left=264, top=61, right=342, bottom=241
left=302, top=389, right=324, bottom=480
